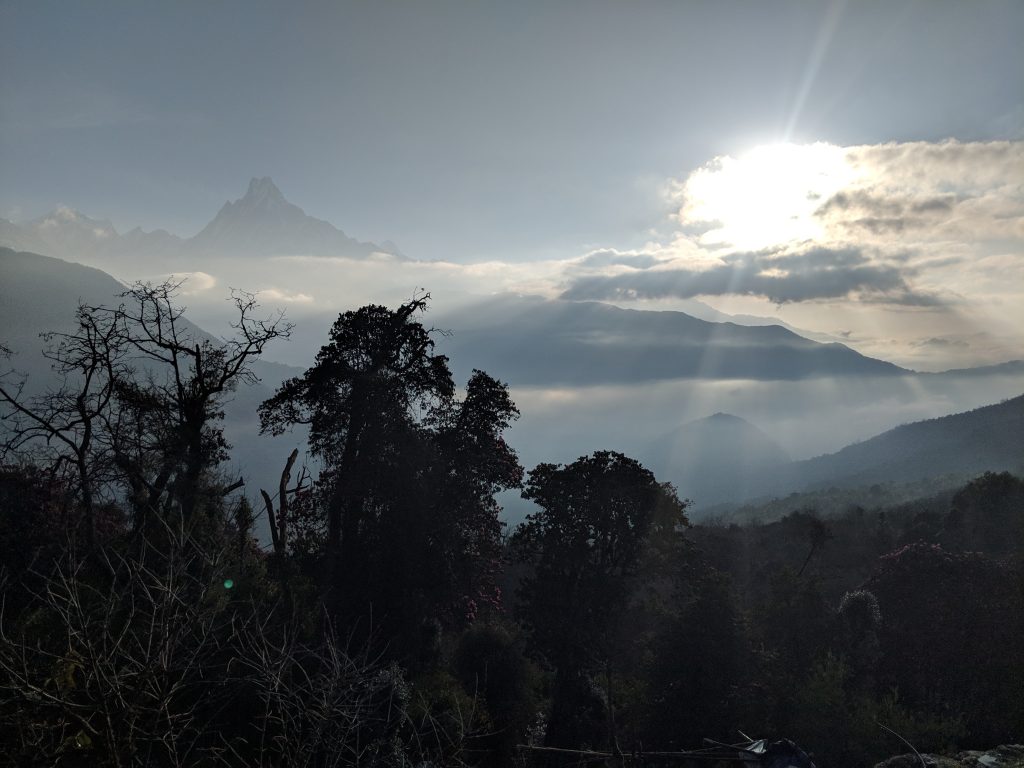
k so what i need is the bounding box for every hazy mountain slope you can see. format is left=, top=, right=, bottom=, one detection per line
left=6, top=248, right=1022, bottom=525
left=926, top=360, right=1024, bottom=377
left=648, top=412, right=791, bottom=505
left=0, top=247, right=296, bottom=385
left=434, top=294, right=908, bottom=385
left=674, top=298, right=848, bottom=344
left=0, top=217, right=49, bottom=255
left=661, top=395, right=1024, bottom=516
left=780, top=395, right=1024, bottom=493
left=0, top=247, right=305, bottom=496
left=0, top=178, right=399, bottom=263
left=0, top=247, right=132, bottom=381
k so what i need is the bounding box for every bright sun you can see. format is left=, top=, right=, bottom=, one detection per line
left=680, top=142, right=857, bottom=252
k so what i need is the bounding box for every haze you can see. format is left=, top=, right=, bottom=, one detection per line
left=2, top=0, right=1023, bottom=505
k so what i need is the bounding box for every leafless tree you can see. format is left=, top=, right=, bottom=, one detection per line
left=260, top=448, right=310, bottom=559
left=0, top=281, right=291, bottom=539
left=0, top=308, right=126, bottom=545
left=101, top=282, right=291, bottom=528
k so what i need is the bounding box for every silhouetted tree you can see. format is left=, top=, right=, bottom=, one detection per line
left=640, top=569, right=754, bottom=750
left=945, top=471, right=1024, bottom=554
left=260, top=297, right=521, bottom=646
left=513, top=451, right=688, bottom=751
left=0, top=281, right=290, bottom=539
left=105, top=282, right=290, bottom=529
left=0, top=311, right=125, bottom=545
left=867, top=541, right=1024, bottom=744
left=453, top=623, right=539, bottom=768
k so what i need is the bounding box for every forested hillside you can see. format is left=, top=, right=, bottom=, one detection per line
left=790, top=396, right=1024, bottom=490
left=689, top=396, right=1024, bottom=516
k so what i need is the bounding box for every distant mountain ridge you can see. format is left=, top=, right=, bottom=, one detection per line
left=656, top=396, right=1024, bottom=515
left=434, top=294, right=909, bottom=384
left=0, top=178, right=400, bottom=262
left=789, top=394, right=1024, bottom=491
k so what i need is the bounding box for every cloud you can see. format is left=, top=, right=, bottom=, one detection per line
left=259, top=287, right=314, bottom=304
left=164, top=271, right=217, bottom=294
left=911, top=336, right=970, bottom=349
left=819, top=140, right=1024, bottom=243
left=576, top=249, right=661, bottom=269
left=845, top=140, right=1023, bottom=189
left=560, top=245, right=934, bottom=305
left=552, top=139, right=1022, bottom=342
left=268, top=253, right=571, bottom=302
left=814, top=190, right=958, bottom=235
left=102, top=139, right=1018, bottom=373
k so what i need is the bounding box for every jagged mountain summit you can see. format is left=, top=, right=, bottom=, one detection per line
left=190, top=177, right=395, bottom=258
left=0, top=178, right=400, bottom=262
left=0, top=207, right=142, bottom=263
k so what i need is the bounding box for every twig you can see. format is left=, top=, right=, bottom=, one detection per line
left=877, top=721, right=927, bottom=768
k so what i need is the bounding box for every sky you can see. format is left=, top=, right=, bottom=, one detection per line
left=2, top=0, right=1024, bottom=372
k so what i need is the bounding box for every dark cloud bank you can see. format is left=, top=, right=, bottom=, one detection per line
left=561, top=246, right=937, bottom=306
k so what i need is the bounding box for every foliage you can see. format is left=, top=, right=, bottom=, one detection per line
left=512, top=450, right=688, bottom=751
left=945, top=471, right=1024, bottom=555
left=0, top=529, right=427, bottom=767
left=867, top=541, right=1024, bottom=744
left=514, top=451, right=688, bottom=668
left=259, top=296, right=522, bottom=651
left=637, top=568, right=756, bottom=750
left=788, top=654, right=963, bottom=768
left=452, top=623, right=541, bottom=767
left=2, top=288, right=1023, bottom=764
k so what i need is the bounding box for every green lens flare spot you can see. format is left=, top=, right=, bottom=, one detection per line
left=223, top=579, right=234, bottom=589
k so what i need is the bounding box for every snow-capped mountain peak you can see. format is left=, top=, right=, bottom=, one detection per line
left=244, top=176, right=286, bottom=206
left=1, top=178, right=402, bottom=261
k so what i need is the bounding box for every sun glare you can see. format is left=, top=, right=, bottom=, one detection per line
left=681, top=142, right=856, bottom=251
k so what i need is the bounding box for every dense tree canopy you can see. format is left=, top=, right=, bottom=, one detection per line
left=513, top=450, right=689, bottom=751
left=515, top=451, right=688, bottom=666
left=259, top=296, right=522, bottom=646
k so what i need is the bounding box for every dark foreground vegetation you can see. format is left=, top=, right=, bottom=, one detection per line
left=1, top=287, right=1021, bottom=767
